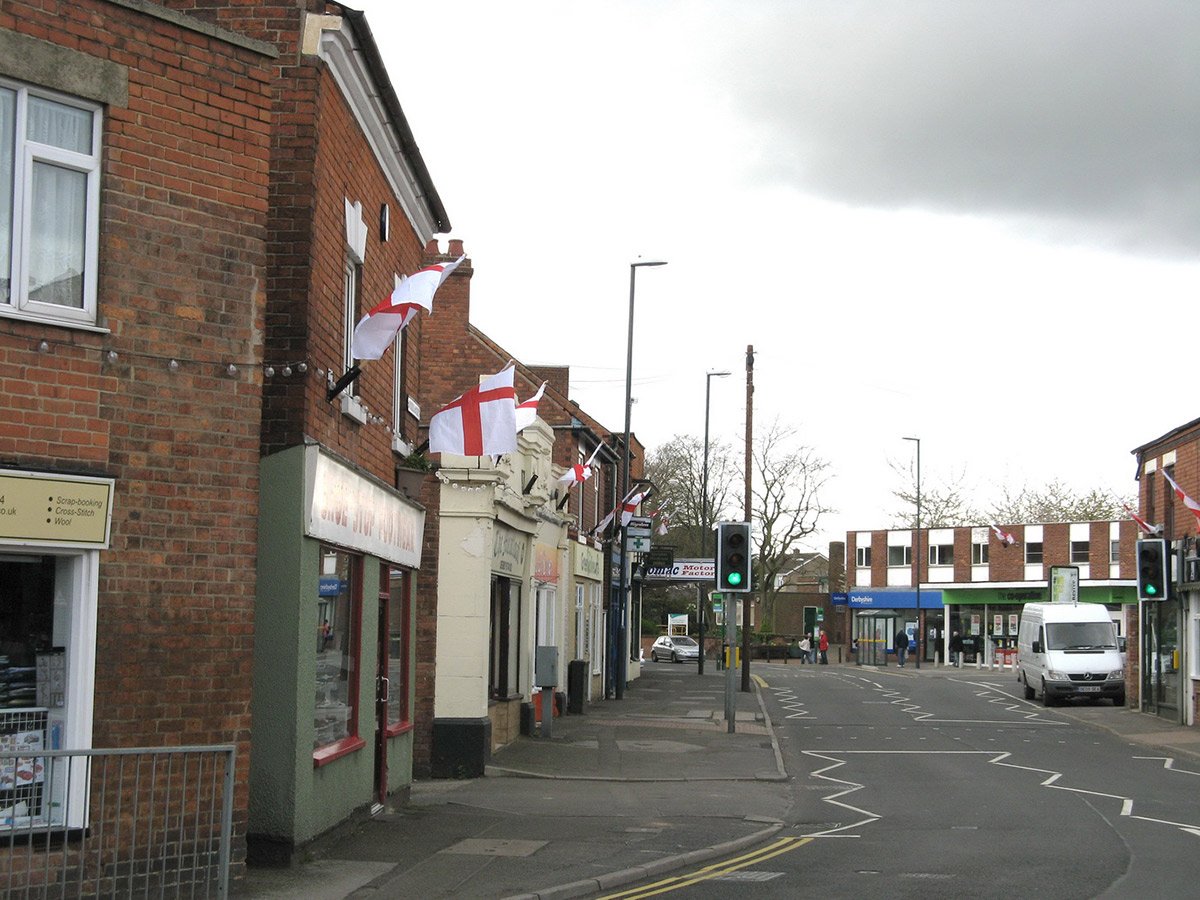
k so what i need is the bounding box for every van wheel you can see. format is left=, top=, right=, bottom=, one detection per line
left=1022, top=673, right=1035, bottom=701
left=1041, top=679, right=1055, bottom=707
left=1114, top=692, right=1126, bottom=707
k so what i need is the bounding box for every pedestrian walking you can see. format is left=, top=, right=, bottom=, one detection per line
left=818, top=631, right=829, bottom=664
left=807, top=633, right=818, bottom=664
left=798, top=634, right=810, bottom=664
left=895, top=627, right=908, bottom=667
left=950, top=631, right=963, bottom=667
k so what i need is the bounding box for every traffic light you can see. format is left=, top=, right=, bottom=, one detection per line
left=716, top=522, right=751, bottom=593
left=1136, top=538, right=1168, bottom=600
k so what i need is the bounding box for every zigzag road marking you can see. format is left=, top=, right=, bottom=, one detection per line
left=771, top=687, right=813, bottom=720
left=1132, top=756, right=1200, bottom=776
left=803, top=748, right=1200, bottom=842
left=988, top=751, right=1200, bottom=838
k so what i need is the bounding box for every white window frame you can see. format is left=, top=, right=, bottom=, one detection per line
left=887, top=545, right=912, bottom=567
left=1, top=80, right=102, bottom=327
left=392, top=323, right=404, bottom=433
left=1025, top=542, right=1044, bottom=564
left=929, top=544, right=954, bottom=566
left=1070, top=540, right=1089, bottom=564
left=856, top=546, right=871, bottom=568
left=972, top=542, right=989, bottom=565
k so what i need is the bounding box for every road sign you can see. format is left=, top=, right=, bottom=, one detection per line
left=626, top=516, right=653, bottom=538
left=646, top=546, right=675, bottom=569
left=627, top=535, right=652, bottom=553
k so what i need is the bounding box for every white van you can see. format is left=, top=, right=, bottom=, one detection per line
left=1016, top=602, right=1125, bottom=706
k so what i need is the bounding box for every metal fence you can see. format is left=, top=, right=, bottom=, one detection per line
left=1, top=744, right=235, bottom=899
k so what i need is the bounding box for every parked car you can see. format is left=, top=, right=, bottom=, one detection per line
left=650, top=635, right=700, bottom=663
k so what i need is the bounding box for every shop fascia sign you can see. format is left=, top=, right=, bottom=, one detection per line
left=645, top=559, right=715, bottom=581
left=0, top=470, right=115, bottom=549
left=305, top=446, right=423, bottom=568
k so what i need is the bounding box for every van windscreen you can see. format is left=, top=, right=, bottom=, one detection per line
left=1045, top=621, right=1117, bottom=651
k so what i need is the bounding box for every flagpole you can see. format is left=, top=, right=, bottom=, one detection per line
left=614, top=260, right=666, bottom=701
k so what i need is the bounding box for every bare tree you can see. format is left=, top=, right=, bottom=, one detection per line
left=889, top=458, right=978, bottom=527
left=747, top=419, right=833, bottom=632
left=985, top=479, right=1134, bottom=524
left=644, top=434, right=737, bottom=557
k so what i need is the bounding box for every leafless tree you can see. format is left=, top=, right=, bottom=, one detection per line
left=889, top=458, right=979, bottom=527
left=747, top=419, right=833, bottom=632
left=644, top=434, right=737, bottom=558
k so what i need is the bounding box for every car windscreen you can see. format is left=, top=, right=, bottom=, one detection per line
left=671, top=637, right=698, bottom=647
left=1045, top=621, right=1117, bottom=651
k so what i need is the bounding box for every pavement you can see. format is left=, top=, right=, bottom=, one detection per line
left=235, top=658, right=1200, bottom=900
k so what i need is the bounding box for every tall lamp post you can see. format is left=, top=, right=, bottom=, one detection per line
left=612, top=259, right=667, bottom=700
left=699, top=369, right=731, bottom=675
left=903, top=436, right=921, bottom=669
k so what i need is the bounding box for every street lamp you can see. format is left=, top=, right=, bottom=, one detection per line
left=612, top=259, right=667, bottom=700
left=699, top=369, right=730, bottom=676
left=902, top=436, right=921, bottom=669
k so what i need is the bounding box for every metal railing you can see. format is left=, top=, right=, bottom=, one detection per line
left=1, top=744, right=235, bottom=899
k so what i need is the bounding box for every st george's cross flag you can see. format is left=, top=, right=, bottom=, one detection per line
left=990, top=525, right=1017, bottom=545
left=620, top=489, right=646, bottom=527
left=429, top=366, right=518, bottom=457
left=514, top=382, right=547, bottom=432
left=1123, top=504, right=1162, bottom=535
left=1160, top=469, right=1200, bottom=532
left=653, top=504, right=671, bottom=535
left=350, top=255, right=464, bottom=360
left=558, top=444, right=602, bottom=487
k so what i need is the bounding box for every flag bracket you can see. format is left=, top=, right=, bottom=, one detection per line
left=327, top=365, right=362, bottom=403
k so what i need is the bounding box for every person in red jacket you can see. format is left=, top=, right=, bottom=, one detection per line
left=818, top=630, right=829, bottom=665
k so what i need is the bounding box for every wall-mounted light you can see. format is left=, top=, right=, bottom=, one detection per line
left=105, top=350, right=118, bottom=364
left=226, top=364, right=238, bottom=377
left=168, top=359, right=181, bottom=373
left=37, top=340, right=49, bottom=353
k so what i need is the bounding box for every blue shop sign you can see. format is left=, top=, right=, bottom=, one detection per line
left=318, top=576, right=345, bottom=597
left=831, top=592, right=849, bottom=606
left=849, top=590, right=943, bottom=609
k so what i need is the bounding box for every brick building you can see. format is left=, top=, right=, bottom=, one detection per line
left=846, top=522, right=1138, bottom=673
left=0, top=0, right=274, bottom=889
left=1131, top=418, right=1200, bottom=727
left=412, top=242, right=640, bottom=777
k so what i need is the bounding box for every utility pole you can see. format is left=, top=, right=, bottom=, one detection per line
left=741, top=345, right=754, bottom=693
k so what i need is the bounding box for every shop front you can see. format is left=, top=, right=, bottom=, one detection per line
left=570, top=543, right=604, bottom=705
left=249, top=444, right=423, bottom=862
left=941, top=586, right=1135, bottom=670
left=0, top=470, right=113, bottom=833
left=848, top=589, right=944, bottom=666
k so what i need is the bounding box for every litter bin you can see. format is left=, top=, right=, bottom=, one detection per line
left=567, top=659, right=587, bottom=714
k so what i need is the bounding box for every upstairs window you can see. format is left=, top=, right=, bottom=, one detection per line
left=887, top=545, right=911, bottom=567
left=1, top=81, right=102, bottom=326
left=929, top=544, right=954, bottom=566
left=972, top=542, right=989, bottom=565
left=856, top=546, right=871, bottom=567
left=1025, top=542, right=1044, bottom=564
left=1070, top=541, right=1089, bottom=564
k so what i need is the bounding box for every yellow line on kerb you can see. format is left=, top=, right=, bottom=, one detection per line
left=597, top=836, right=812, bottom=899
left=752, top=674, right=768, bottom=688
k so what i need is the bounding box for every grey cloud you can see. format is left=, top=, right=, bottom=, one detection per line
left=721, top=1, right=1200, bottom=256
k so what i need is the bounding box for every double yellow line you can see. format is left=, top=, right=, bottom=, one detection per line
left=598, top=835, right=812, bottom=899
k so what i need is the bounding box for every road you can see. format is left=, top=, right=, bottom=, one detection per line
left=605, top=664, right=1200, bottom=899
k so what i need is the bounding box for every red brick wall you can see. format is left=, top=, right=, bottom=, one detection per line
left=0, top=0, right=275, bottom=855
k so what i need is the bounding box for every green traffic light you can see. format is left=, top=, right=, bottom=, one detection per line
left=1145, top=584, right=1158, bottom=596
left=727, top=572, right=742, bottom=586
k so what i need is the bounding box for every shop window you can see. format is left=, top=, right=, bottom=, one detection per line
left=972, top=542, right=989, bottom=565
left=489, top=577, right=521, bottom=699
left=1025, top=542, right=1044, bottom=564
left=929, top=544, right=954, bottom=566
left=1, top=82, right=102, bottom=325
left=314, top=547, right=362, bottom=763
left=856, top=546, right=871, bottom=568
left=1, top=551, right=96, bottom=831
left=887, top=545, right=911, bottom=567
left=1070, top=541, right=1089, bottom=564
left=384, top=566, right=411, bottom=734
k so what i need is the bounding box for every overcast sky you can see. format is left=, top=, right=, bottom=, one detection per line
left=355, top=0, right=1198, bottom=553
